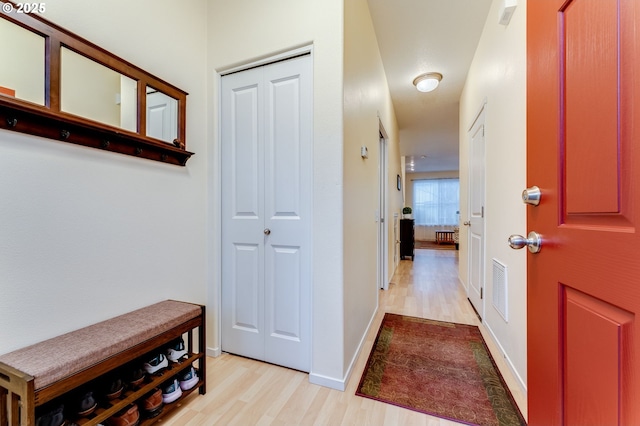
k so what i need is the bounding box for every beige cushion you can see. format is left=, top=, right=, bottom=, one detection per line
left=0, top=300, right=201, bottom=390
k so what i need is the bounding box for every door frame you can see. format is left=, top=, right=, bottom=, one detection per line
left=212, top=45, right=314, bottom=359
left=467, top=100, right=487, bottom=320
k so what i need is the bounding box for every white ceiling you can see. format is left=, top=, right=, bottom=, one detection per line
left=367, top=0, right=493, bottom=173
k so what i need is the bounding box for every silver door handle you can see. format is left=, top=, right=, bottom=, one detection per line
left=508, top=231, right=542, bottom=253
left=463, top=221, right=471, bottom=226
left=264, top=228, right=271, bottom=235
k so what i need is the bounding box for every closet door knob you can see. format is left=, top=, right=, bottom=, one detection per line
left=264, top=228, right=271, bottom=235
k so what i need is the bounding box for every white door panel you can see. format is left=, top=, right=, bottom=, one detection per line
left=228, top=243, right=263, bottom=359
left=222, top=54, right=311, bottom=372
left=230, top=83, right=261, bottom=220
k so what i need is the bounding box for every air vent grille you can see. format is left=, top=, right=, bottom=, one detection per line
left=492, top=259, right=508, bottom=322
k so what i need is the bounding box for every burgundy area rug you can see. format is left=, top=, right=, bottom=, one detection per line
left=356, top=314, right=526, bottom=426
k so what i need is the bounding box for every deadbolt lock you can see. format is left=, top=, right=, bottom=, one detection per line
left=522, top=186, right=541, bottom=206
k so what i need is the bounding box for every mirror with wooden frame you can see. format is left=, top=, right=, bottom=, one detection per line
left=0, top=1, right=192, bottom=166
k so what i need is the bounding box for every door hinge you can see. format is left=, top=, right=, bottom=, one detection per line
left=481, top=206, right=484, bottom=218
left=480, top=287, right=483, bottom=299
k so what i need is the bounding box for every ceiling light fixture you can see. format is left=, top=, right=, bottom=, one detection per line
left=413, top=72, right=443, bottom=93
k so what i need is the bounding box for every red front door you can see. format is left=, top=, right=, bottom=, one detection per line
left=528, top=0, right=640, bottom=424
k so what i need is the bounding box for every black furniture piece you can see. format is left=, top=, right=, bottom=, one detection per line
left=400, top=218, right=415, bottom=261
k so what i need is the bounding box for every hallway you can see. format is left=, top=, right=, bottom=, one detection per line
left=162, top=248, right=527, bottom=425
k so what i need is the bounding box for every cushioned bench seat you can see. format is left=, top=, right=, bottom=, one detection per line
left=0, top=300, right=201, bottom=391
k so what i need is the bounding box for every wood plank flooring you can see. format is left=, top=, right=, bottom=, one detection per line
left=158, top=249, right=527, bottom=425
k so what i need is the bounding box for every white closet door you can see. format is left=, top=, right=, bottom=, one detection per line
left=221, top=67, right=265, bottom=362
left=468, top=108, right=485, bottom=320
left=221, top=54, right=311, bottom=372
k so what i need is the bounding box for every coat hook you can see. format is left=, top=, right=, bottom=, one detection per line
left=60, top=129, right=70, bottom=140
left=101, top=140, right=110, bottom=149
left=135, top=147, right=143, bottom=155
left=6, top=117, right=17, bottom=127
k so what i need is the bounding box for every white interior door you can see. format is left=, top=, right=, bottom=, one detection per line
left=221, top=54, right=312, bottom=372
left=378, top=132, right=388, bottom=290
left=468, top=107, right=486, bottom=319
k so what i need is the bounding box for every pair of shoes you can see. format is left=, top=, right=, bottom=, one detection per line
left=161, top=365, right=199, bottom=404
left=106, top=404, right=139, bottom=426
left=143, top=353, right=168, bottom=375
left=36, top=404, right=66, bottom=426
left=125, top=364, right=145, bottom=388
left=103, top=376, right=124, bottom=400
left=178, top=365, right=199, bottom=391
left=166, top=338, right=187, bottom=363
left=143, top=337, right=187, bottom=376
left=161, top=378, right=182, bottom=404
left=74, top=390, right=97, bottom=417
left=141, top=388, right=163, bottom=418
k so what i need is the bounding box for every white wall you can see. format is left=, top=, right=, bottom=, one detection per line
left=0, top=0, right=208, bottom=354
left=459, top=0, right=527, bottom=394
left=343, top=0, right=402, bottom=385
left=206, top=0, right=347, bottom=388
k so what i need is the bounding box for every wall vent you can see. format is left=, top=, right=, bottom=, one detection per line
left=492, top=259, right=508, bottom=322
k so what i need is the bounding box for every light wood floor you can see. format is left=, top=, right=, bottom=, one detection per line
left=158, top=249, right=527, bottom=425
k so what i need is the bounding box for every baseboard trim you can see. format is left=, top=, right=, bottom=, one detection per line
left=309, top=306, right=379, bottom=392
left=458, top=275, right=468, bottom=293
left=206, top=346, right=221, bottom=357
left=340, top=306, right=378, bottom=391
left=308, top=372, right=346, bottom=391
left=484, top=322, right=528, bottom=398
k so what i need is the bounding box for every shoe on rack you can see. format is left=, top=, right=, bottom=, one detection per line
left=178, top=365, right=199, bottom=391
left=36, top=404, right=66, bottom=426
left=125, top=364, right=145, bottom=388
left=103, top=375, right=124, bottom=400
left=105, top=404, right=140, bottom=426
left=143, top=352, right=168, bottom=375
left=161, top=377, right=183, bottom=404
left=166, top=337, right=187, bottom=362
left=73, top=390, right=97, bottom=417
left=140, top=388, right=163, bottom=418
